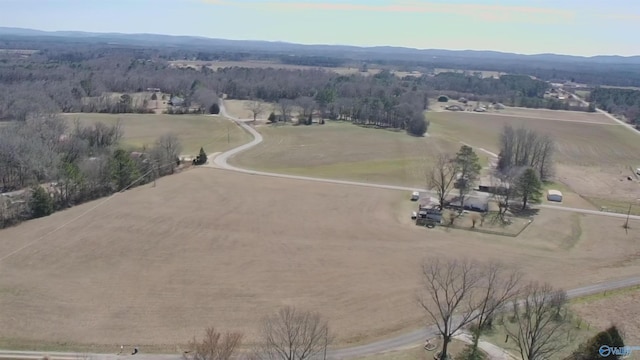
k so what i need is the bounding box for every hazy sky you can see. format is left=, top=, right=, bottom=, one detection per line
left=1, top=0, right=639, bottom=56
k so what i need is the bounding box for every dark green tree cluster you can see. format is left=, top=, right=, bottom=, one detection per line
left=193, top=147, right=208, bottom=166
left=567, top=326, right=625, bottom=360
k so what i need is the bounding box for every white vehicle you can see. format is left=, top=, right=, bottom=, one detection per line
left=636, top=168, right=640, bottom=175
left=411, top=191, right=420, bottom=201
left=411, top=211, right=418, bottom=220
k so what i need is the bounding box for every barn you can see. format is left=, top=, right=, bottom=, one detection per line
left=547, top=190, right=563, bottom=202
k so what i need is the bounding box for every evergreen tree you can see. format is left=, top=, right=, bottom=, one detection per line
left=110, top=149, right=141, bottom=190
left=195, top=147, right=208, bottom=165
left=516, top=168, right=543, bottom=210
left=570, top=326, right=625, bottom=360
left=268, top=112, right=276, bottom=123
left=454, top=145, right=482, bottom=209
left=407, top=114, right=428, bottom=136
left=29, top=186, right=54, bottom=218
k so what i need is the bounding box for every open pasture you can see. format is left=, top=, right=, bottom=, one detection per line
left=571, top=287, right=640, bottom=345
left=429, top=111, right=634, bottom=165
left=0, top=169, right=639, bottom=349
left=223, top=99, right=275, bottom=120
left=61, top=113, right=251, bottom=155
left=230, top=121, right=464, bottom=188
left=429, top=111, right=640, bottom=202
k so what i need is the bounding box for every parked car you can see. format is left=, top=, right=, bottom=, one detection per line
left=411, top=191, right=420, bottom=201
left=411, top=211, right=417, bottom=220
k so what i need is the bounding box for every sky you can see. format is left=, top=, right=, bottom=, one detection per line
left=1, top=0, right=639, bottom=57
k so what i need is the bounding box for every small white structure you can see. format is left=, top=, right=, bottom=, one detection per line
left=411, top=191, right=420, bottom=201
left=547, top=190, right=563, bottom=202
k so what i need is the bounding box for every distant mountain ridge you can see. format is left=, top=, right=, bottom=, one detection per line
left=1, top=26, right=639, bottom=65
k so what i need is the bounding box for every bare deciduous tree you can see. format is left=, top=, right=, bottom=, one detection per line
left=469, top=262, right=522, bottom=358
left=428, top=154, right=459, bottom=210
left=295, top=96, right=316, bottom=124
left=184, top=327, right=243, bottom=360
left=506, top=282, right=570, bottom=360
left=497, top=125, right=555, bottom=182
left=154, top=133, right=183, bottom=174
left=255, top=306, right=331, bottom=360
left=245, top=100, right=267, bottom=122
left=490, top=167, right=522, bottom=222
left=418, top=258, right=483, bottom=360
left=277, top=99, right=294, bottom=123
left=454, top=145, right=482, bottom=210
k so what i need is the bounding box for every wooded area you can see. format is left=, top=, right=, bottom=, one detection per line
left=0, top=115, right=185, bottom=228
left=588, top=87, right=640, bottom=126
left=0, top=45, right=565, bottom=133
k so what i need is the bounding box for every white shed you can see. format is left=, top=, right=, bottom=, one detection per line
left=547, top=190, right=563, bottom=202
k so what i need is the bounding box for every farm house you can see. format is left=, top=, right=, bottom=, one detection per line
left=547, top=190, right=563, bottom=202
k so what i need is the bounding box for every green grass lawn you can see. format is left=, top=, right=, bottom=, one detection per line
left=62, top=113, right=252, bottom=155
left=230, top=121, right=462, bottom=187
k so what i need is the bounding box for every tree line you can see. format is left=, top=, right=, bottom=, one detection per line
left=183, top=257, right=626, bottom=360
left=0, top=115, right=189, bottom=228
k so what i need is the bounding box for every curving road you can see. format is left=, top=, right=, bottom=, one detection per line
left=2, top=102, right=639, bottom=360
left=214, top=101, right=640, bottom=221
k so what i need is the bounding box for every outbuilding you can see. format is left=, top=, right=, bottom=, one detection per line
left=547, top=190, right=563, bottom=202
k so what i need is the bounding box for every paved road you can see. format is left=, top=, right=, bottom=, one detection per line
left=3, top=101, right=639, bottom=360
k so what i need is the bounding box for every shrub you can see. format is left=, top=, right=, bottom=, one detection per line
left=29, top=186, right=54, bottom=218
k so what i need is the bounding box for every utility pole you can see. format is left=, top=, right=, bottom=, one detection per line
left=227, top=124, right=230, bottom=144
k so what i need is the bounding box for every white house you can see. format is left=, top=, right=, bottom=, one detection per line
left=547, top=190, right=563, bottom=202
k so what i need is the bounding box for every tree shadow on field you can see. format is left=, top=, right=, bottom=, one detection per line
left=509, top=206, right=540, bottom=217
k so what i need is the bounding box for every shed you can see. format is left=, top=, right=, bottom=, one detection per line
left=547, top=190, right=563, bottom=202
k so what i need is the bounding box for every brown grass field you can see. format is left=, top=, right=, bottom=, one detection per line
left=61, top=113, right=251, bottom=155
left=0, top=169, right=639, bottom=349
left=230, top=121, right=465, bottom=188
left=428, top=111, right=640, bottom=204
left=571, top=287, right=640, bottom=345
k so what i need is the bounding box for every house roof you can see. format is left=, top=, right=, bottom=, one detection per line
left=547, top=189, right=563, bottom=196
